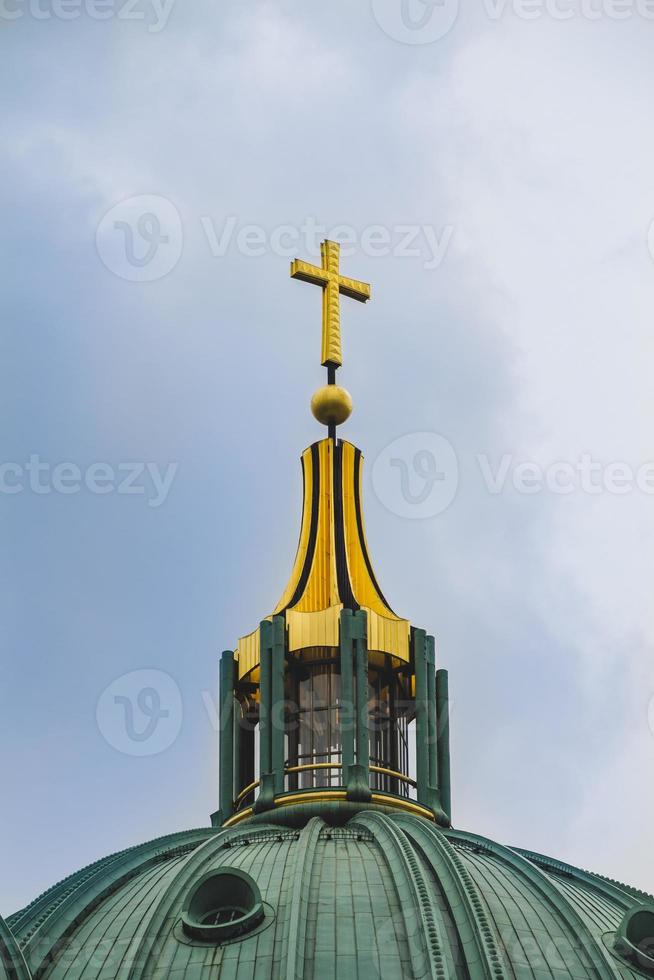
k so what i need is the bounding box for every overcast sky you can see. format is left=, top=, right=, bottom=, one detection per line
left=1, top=0, right=653, bottom=915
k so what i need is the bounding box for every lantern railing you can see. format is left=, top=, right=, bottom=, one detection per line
left=233, top=763, right=418, bottom=813
left=218, top=610, right=451, bottom=828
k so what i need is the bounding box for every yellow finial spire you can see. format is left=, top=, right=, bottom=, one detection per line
left=233, top=245, right=409, bottom=683
left=290, top=240, right=371, bottom=369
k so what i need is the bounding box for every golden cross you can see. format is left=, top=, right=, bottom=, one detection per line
left=291, top=240, right=371, bottom=369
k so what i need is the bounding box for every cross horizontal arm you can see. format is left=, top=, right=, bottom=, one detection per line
left=290, top=259, right=329, bottom=288
left=338, top=275, right=371, bottom=303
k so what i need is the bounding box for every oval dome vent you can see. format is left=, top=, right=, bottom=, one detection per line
left=614, top=905, right=654, bottom=973
left=181, top=868, right=264, bottom=942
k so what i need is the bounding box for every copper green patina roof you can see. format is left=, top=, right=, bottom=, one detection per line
left=4, top=815, right=653, bottom=980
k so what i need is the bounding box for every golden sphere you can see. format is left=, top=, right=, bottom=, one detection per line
left=311, top=385, right=353, bottom=427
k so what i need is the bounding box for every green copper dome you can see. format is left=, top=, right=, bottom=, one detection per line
left=5, top=816, right=654, bottom=980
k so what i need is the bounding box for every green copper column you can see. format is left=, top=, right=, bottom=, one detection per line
left=354, top=610, right=369, bottom=772
left=413, top=628, right=430, bottom=807
left=426, top=635, right=438, bottom=793
left=436, top=668, right=451, bottom=822
left=258, top=621, right=272, bottom=777
left=233, top=696, right=242, bottom=807
left=270, top=615, right=286, bottom=795
left=347, top=609, right=371, bottom=801
left=254, top=620, right=275, bottom=812
left=340, top=609, right=355, bottom=775
left=219, top=650, right=235, bottom=823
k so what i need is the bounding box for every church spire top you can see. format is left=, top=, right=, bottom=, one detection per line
left=290, top=239, right=371, bottom=433
left=216, top=241, right=451, bottom=833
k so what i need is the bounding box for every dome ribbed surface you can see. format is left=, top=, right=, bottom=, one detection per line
left=4, top=816, right=652, bottom=980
